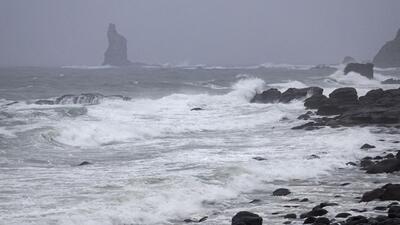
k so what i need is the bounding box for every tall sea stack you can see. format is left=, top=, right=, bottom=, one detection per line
left=103, top=23, right=132, bottom=66
left=373, top=28, right=400, bottom=68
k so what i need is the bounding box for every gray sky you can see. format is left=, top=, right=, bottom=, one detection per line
left=0, top=0, right=399, bottom=67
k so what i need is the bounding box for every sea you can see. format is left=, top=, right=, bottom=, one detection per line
left=0, top=64, right=399, bottom=225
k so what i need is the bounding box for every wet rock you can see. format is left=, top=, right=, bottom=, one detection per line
left=283, top=214, right=296, bottom=219
left=374, top=206, right=387, bottom=211
left=249, top=199, right=261, bottom=204
left=314, top=217, right=330, bottom=225
left=373, top=28, right=400, bottom=68
left=272, top=188, right=291, bottom=196
left=103, top=23, right=132, bottom=66
left=35, top=99, right=55, bottom=105
left=77, top=161, right=91, bottom=166
left=385, top=153, right=395, bottom=159
left=389, top=205, right=400, bottom=218
left=346, top=162, right=357, bottom=166
left=251, top=88, right=281, bottom=103
left=318, top=202, right=339, bottom=208
left=350, top=208, right=367, bottom=213
left=283, top=221, right=291, bottom=225
left=341, top=183, right=351, bottom=186
left=344, top=63, right=374, bottom=79
left=232, top=211, right=262, bottom=225
left=300, top=208, right=328, bottom=218
left=191, top=107, right=203, bottom=111
left=55, top=93, right=104, bottom=105
left=307, top=154, right=320, bottom=160
left=184, top=219, right=195, bottom=223
left=316, top=87, right=359, bottom=116
left=303, top=216, right=316, bottom=224
left=252, top=157, right=267, bottom=161
left=335, top=213, right=351, bottom=218
left=198, top=216, right=208, bottom=222
left=345, top=215, right=368, bottom=225
left=361, top=184, right=400, bottom=202
left=361, top=144, right=376, bottom=149
left=280, top=87, right=323, bottom=103
left=304, top=95, right=328, bottom=109
left=382, top=78, right=400, bottom=84
left=300, top=198, right=309, bottom=202
left=291, top=122, right=322, bottom=131
left=366, top=159, right=400, bottom=174
left=297, top=111, right=313, bottom=120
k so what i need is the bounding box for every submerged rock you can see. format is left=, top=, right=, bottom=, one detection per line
left=344, top=63, right=374, bottom=79
left=361, top=144, right=376, bottom=149
left=382, top=78, right=400, bottom=84
left=272, top=188, right=291, bottom=196
left=77, top=161, right=91, bottom=166
left=373, top=28, right=400, bottom=68
left=231, top=211, right=262, bottom=225
left=103, top=23, right=132, bottom=66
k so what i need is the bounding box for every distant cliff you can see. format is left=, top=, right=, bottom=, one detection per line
left=102, top=23, right=132, bottom=66
left=373, top=29, right=400, bottom=68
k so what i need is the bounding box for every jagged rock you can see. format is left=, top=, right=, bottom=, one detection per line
left=342, top=56, right=357, bottom=64
left=251, top=88, right=281, bottom=103
left=344, top=63, right=374, bottom=79
left=103, top=23, right=132, bottom=66
left=231, top=211, right=262, bottom=225
left=317, top=87, right=358, bottom=116
left=373, top=28, right=400, bottom=68
left=280, top=87, right=323, bottom=103
left=272, top=188, right=291, bottom=196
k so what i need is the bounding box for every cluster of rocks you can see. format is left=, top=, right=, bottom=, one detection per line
left=359, top=150, right=400, bottom=174
left=230, top=185, right=400, bottom=225
left=34, top=93, right=131, bottom=105
left=251, top=85, right=400, bottom=129
left=251, top=87, right=323, bottom=104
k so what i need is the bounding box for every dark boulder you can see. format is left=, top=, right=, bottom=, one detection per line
left=345, top=216, right=369, bottom=225
left=103, top=23, right=132, bottom=66
left=303, top=217, right=316, bottom=224
left=231, top=211, right=262, bottom=225
left=191, top=107, right=203, bottom=111
left=272, top=188, right=291, bottom=196
left=335, top=213, right=351, bottom=218
left=304, top=95, right=328, bottom=109
left=366, top=159, right=400, bottom=174
left=361, top=144, right=376, bottom=149
left=388, top=205, right=400, bottom=218
left=328, top=87, right=358, bottom=105
left=373, top=28, right=400, bottom=68
left=280, top=87, right=323, bottom=103
left=251, top=88, right=281, bottom=103
left=77, top=161, right=91, bottom=166
left=314, top=217, right=330, bottom=225
left=344, top=63, right=374, bottom=79
left=283, top=214, right=296, bottom=219
left=361, top=184, right=400, bottom=202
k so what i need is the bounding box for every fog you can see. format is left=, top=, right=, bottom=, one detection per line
left=0, top=0, right=399, bottom=67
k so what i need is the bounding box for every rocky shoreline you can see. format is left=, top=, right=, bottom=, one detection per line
left=224, top=85, right=400, bottom=224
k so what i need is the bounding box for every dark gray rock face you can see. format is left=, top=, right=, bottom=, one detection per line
left=361, top=184, right=400, bottom=202
left=373, top=29, right=400, bottom=68
left=231, top=211, right=262, bottom=225
left=280, top=87, right=323, bottom=103
left=250, top=88, right=281, bottom=103
left=103, top=23, right=132, bottom=66
left=344, top=63, right=374, bottom=79
left=317, top=87, right=359, bottom=116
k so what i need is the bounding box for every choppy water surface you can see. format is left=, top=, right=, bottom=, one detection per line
left=0, top=65, right=399, bottom=225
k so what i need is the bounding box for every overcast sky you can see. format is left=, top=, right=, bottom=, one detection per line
left=0, top=0, right=399, bottom=67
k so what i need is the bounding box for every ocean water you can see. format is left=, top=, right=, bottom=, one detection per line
left=0, top=65, right=399, bottom=225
